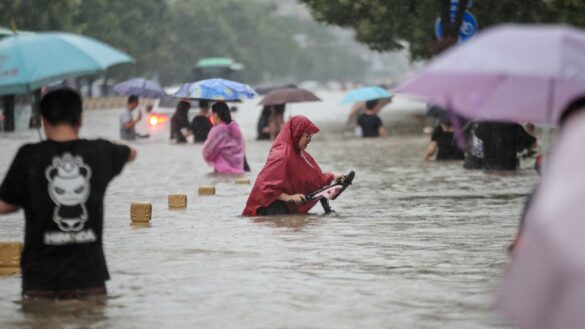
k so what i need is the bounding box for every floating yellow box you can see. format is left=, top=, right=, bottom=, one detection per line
left=198, top=186, right=216, bottom=196
left=131, top=202, right=152, bottom=224
left=235, top=178, right=250, bottom=185
left=0, top=242, right=22, bottom=276
left=168, top=194, right=187, bottom=209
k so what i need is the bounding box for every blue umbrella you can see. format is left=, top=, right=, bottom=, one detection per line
left=0, top=32, right=133, bottom=96
left=173, top=78, right=257, bottom=101
left=114, top=78, right=166, bottom=99
left=340, top=86, right=392, bottom=104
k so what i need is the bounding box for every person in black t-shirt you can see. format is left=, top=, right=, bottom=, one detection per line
left=424, top=119, right=465, bottom=161
left=186, top=100, right=212, bottom=143
left=356, top=99, right=389, bottom=137
left=474, top=122, right=536, bottom=170
left=0, top=89, right=136, bottom=299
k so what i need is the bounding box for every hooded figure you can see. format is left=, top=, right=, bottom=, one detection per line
left=243, top=115, right=334, bottom=216
left=202, top=102, right=245, bottom=174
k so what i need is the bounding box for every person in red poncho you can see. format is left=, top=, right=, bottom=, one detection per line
left=243, top=115, right=342, bottom=216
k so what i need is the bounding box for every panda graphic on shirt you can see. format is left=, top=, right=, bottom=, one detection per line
left=44, top=153, right=96, bottom=245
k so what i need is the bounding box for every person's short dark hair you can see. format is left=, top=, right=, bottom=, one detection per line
left=559, top=96, right=585, bottom=126
left=439, top=116, right=451, bottom=126
left=40, top=88, right=82, bottom=126
left=366, top=99, right=379, bottom=110
left=212, top=101, right=232, bottom=124
left=127, top=95, right=138, bottom=104
left=177, top=100, right=191, bottom=112
left=199, top=100, right=209, bottom=109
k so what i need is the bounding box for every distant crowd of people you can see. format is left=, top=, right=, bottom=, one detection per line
left=118, top=93, right=541, bottom=198
left=119, top=96, right=249, bottom=174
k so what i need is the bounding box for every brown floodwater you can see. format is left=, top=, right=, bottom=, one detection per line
left=0, top=91, right=537, bottom=328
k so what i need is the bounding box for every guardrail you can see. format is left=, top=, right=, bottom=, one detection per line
left=83, top=96, right=127, bottom=110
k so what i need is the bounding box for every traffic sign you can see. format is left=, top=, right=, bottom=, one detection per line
left=435, top=10, right=478, bottom=43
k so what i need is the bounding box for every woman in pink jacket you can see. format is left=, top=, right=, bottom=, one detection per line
left=202, top=102, right=246, bottom=174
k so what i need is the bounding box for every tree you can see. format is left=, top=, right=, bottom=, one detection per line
left=0, top=0, right=370, bottom=86
left=163, top=0, right=367, bottom=84
left=75, top=0, right=173, bottom=80
left=299, top=0, right=585, bottom=59
left=0, top=0, right=80, bottom=32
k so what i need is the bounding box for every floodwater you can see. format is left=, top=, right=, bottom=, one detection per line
left=0, top=91, right=537, bottom=328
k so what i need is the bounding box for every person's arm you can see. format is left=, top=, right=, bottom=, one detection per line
left=202, top=128, right=224, bottom=161
left=378, top=127, right=387, bottom=137
left=377, top=117, right=387, bottom=137
left=0, top=147, right=27, bottom=213
left=181, top=127, right=192, bottom=138
left=127, top=146, right=137, bottom=162
left=103, top=141, right=136, bottom=179
left=123, top=111, right=142, bottom=130
left=332, top=172, right=344, bottom=181
left=424, top=141, right=438, bottom=160
left=278, top=193, right=305, bottom=204
left=0, top=200, right=18, bottom=214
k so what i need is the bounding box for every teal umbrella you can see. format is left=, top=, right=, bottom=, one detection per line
left=340, top=86, right=392, bottom=104
left=0, top=32, right=133, bottom=96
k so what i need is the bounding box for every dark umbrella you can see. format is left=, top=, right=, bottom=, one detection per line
left=114, top=78, right=167, bottom=99
left=425, top=105, right=449, bottom=121
left=258, top=88, right=320, bottom=106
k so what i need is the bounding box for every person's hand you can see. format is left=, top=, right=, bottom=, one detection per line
left=286, top=194, right=306, bottom=205
left=332, top=172, right=345, bottom=182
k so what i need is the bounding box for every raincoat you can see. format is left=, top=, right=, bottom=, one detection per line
left=496, top=110, right=585, bottom=329
left=202, top=121, right=245, bottom=174
left=242, top=116, right=334, bottom=216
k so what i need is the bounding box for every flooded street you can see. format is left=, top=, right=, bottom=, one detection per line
left=0, top=91, right=537, bottom=328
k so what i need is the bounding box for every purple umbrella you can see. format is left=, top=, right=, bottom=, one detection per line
left=396, top=24, right=585, bottom=124
left=114, top=78, right=167, bottom=99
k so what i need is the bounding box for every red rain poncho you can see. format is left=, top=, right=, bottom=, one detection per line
left=242, top=116, right=333, bottom=216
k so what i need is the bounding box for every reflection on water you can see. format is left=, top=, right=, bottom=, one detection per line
left=14, top=297, right=108, bottom=329
left=252, top=214, right=325, bottom=230
left=0, top=92, right=535, bottom=328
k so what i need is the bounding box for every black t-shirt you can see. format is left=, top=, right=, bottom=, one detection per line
left=0, top=139, right=130, bottom=291
left=475, top=122, right=536, bottom=170
left=357, top=113, right=383, bottom=137
left=431, top=125, right=464, bottom=160
left=190, top=115, right=212, bottom=142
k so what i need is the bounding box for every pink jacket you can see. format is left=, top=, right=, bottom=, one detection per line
left=202, top=121, right=245, bottom=174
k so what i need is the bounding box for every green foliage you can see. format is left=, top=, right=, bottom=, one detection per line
left=299, top=0, right=585, bottom=59
left=0, top=0, right=81, bottom=31
left=0, top=0, right=368, bottom=85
